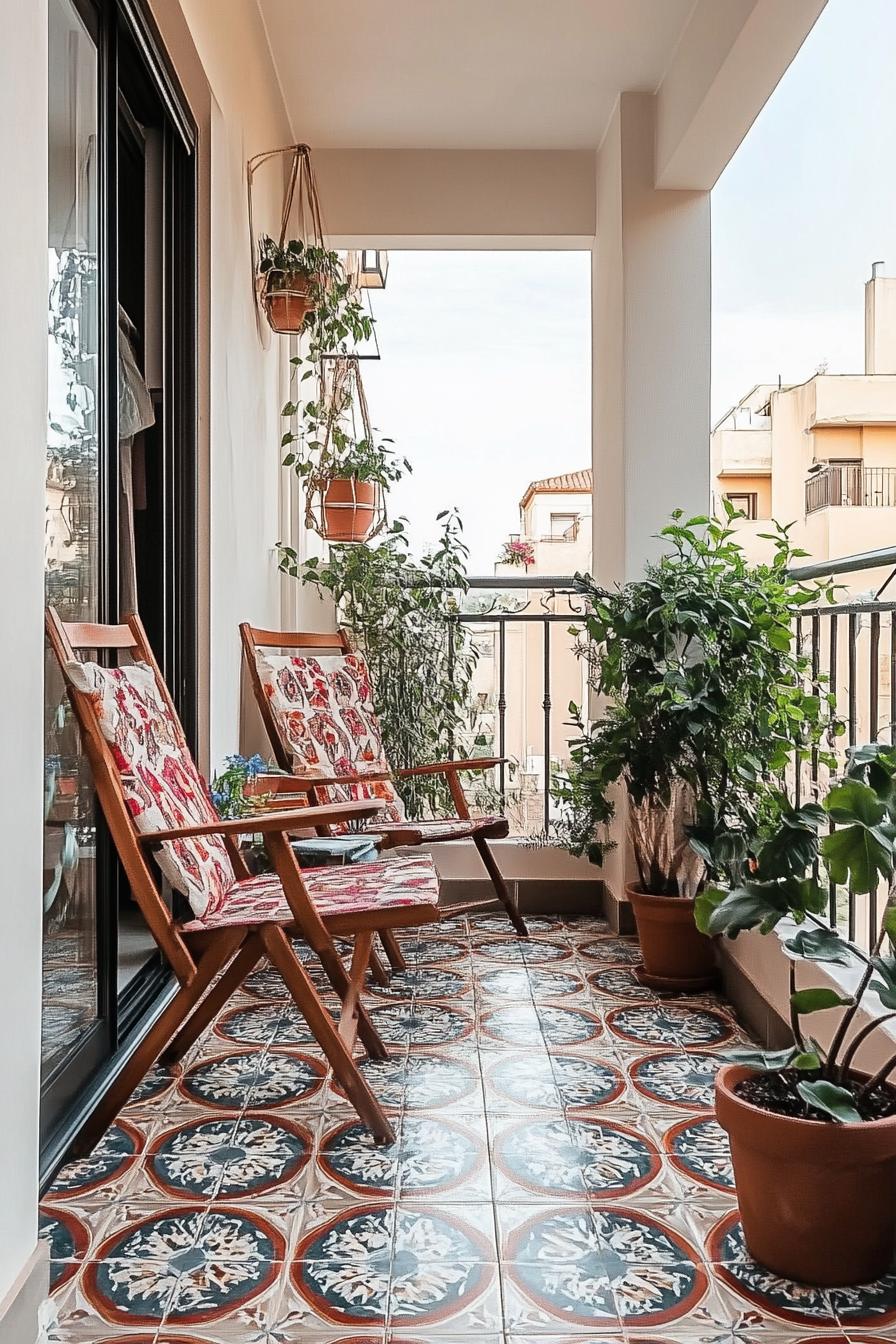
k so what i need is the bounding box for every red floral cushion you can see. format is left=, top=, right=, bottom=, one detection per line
left=181, top=853, right=439, bottom=931
left=255, top=651, right=406, bottom=825
left=67, top=660, right=234, bottom=918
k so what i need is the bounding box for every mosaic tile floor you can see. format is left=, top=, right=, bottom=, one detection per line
left=40, top=913, right=896, bottom=1342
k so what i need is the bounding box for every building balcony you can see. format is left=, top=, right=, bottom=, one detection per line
left=805, top=463, right=896, bottom=514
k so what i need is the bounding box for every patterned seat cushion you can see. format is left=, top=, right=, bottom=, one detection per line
left=67, top=660, right=233, bottom=919
left=375, top=816, right=509, bottom=842
left=181, top=853, right=439, bottom=931
left=255, top=650, right=407, bottom=826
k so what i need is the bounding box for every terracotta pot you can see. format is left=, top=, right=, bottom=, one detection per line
left=263, top=275, right=317, bottom=334
left=626, top=883, right=717, bottom=990
left=716, top=1063, right=896, bottom=1285
left=322, top=478, right=377, bottom=542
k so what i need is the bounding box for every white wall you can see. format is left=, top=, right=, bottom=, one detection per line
left=152, top=0, right=335, bottom=768
left=0, top=0, right=47, bottom=1304
left=314, top=149, right=596, bottom=248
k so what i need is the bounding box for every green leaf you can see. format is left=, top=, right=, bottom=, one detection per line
left=790, top=987, right=852, bottom=1014
left=797, top=1079, right=862, bottom=1123
left=825, top=779, right=886, bottom=827
left=693, top=886, right=726, bottom=935
left=822, top=822, right=895, bottom=894
left=783, top=926, right=854, bottom=966
left=792, top=1051, right=822, bottom=1070
left=869, top=978, right=896, bottom=1010
left=725, top=1045, right=797, bottom=1070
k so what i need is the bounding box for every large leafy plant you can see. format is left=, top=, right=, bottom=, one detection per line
left=698, top=743, right=896, bottom=1122
left=553, top=508, right=834, bottom=891
left=278, top=511, right=478, bottom=818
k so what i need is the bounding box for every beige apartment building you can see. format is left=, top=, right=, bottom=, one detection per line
left=712, top=269, right=896, bottom=591
left=465, top=472, right=593, bottom=834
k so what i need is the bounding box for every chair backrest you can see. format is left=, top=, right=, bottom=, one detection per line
left=46, top=611, right=243, bottom=957
left=240, top=623, right=406, bottom=824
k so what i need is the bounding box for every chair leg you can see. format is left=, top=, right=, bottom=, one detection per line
left=79, top=930, right=244, bottom=1148
left=161, top=936, right=263, bottom=1064
left=473, top=832, right=529, bottom=936
left=316, top=941, right=390, bottom=1061
left=368, top=946, right=391, bottom=987
left=379, top=929, right=407, bottom=972
left=261, top=923, right=395, bottom=1144
left=339, top=930, right=374, bottom=1049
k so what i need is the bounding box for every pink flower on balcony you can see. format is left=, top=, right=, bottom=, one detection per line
left=499, top=539, right=536, bottom=569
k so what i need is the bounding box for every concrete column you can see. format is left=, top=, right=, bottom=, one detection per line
left=592, top=92, right=711, bottom=586
left=591, top=93, right=711, bottom=923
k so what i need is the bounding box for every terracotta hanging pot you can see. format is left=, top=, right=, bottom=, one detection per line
left=716, top=1063, right=896, bottom=1285
left=262, top=274, right=317, bottom=335
left=322, top=478, right=377, bottom=542
left=626, top=883, right=717, bottom=990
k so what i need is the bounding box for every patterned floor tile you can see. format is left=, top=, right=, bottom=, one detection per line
left=475, top=937, right=575, bottom=966
left=330, top=1049, right=483, bottom=1113
left=479, top=1002, right=604, bottom=1049
left=488, top=1114, right=664, bottom=1203
left=367, top=1001, right=475, bottom=1049
left=46, top=914, right=862, bottom=1344
left=484, top=1050, right=626, bottom=1112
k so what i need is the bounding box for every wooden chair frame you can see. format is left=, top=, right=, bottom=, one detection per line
left=240, top=623, right=528, bottom=936
left=47, top=610, right=441, bottom=1146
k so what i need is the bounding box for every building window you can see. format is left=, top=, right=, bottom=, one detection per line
left=548, top=512, right=578, bottom=539
left=725, top=492, right=758, bottom=519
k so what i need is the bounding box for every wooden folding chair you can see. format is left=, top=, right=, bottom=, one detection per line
left=47, top=609, right=442, bottom=1146
left=240, top=623, right=528, bottom=936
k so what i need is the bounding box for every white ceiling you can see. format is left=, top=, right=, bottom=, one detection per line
left=257, top=0, right=697, bottom=151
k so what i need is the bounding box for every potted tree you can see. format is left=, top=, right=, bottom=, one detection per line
left=700, top=743, right=896, bottom=1286
left=553, top=508, right=829, bottom=990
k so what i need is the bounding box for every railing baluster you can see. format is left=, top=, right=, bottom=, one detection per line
left=870, top=610, right=880, bottom=742
left=543, top=618, right=551, bottom=837
left=446, top=616, right=456, bottom=760
left=848, top=612, right=858, bottom=747
left=794, top=615, right=803, bottom=809
left=891, top=611, right=896, bottom=744
left=828, top=612, right=838, bottom=928
left=497, top=619, right=506, bottom=811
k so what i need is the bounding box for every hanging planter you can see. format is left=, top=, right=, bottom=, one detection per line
left=247, top=143, right=329, bottom=336
left=321, top=478, right=379, bottom=543
left=302, top=357, right=398, bottom=545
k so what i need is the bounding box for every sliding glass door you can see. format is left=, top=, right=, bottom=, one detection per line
left=41, top=0, right=197, bottom=1171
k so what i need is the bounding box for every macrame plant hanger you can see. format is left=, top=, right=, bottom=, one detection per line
left=247, top=142, right=326, bottom=334
left=305, top=355, right=387, bottom=544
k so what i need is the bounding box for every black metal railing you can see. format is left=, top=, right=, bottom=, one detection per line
left=447, top=577, right=586, bottom=838
left=805, top=463, right=896, bottom=514
left=790, top=546, right=896, bottom=951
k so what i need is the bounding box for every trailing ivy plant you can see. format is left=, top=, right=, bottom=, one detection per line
left=551, top=506, right=837, bottom=892
left=277, top=244, right=379, bottom=490
left=278, top=511, right=478, bottom=818
left=698, top=743, right=896, bottom=1123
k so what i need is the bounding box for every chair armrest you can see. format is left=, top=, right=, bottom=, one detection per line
left=397, top=757, right=504, bottom=779
left=273, top=770, right=393, bottom=789
left=138, top=799, right=384, bottom=845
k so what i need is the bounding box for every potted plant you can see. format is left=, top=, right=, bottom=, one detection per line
left=700, top=743, right=896, bottom=1285
left=553, top=508, right=829, bottom=990
left=315, top=432, right=408, bottom=542
left=257, top=235, right=334, bottom=334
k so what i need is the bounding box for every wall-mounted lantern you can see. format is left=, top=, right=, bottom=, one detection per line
left=358, top=249, right=389, bottom=290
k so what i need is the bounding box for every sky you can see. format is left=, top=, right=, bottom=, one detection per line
left=360, top=0, right=896, bottom=571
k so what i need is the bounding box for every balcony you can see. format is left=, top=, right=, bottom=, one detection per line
left=806, top=463, right=896, bottom=514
